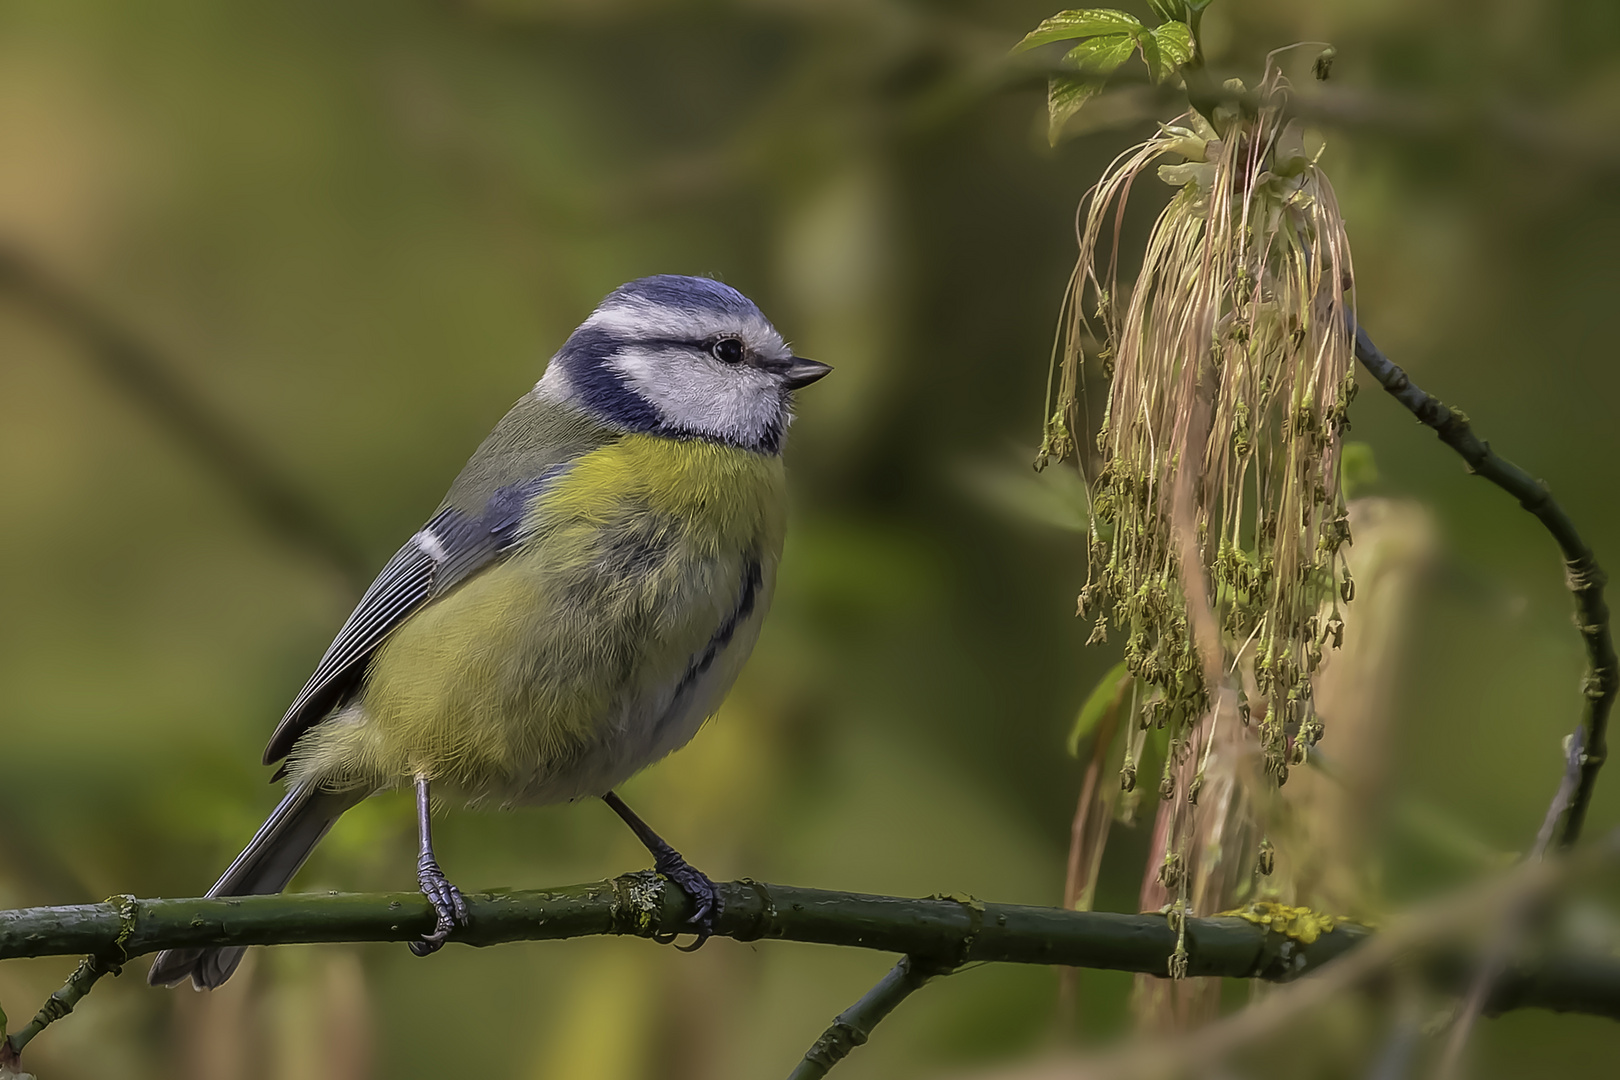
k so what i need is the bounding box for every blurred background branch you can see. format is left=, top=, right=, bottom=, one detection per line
left=451, top=1, right=1620, bottom=181
left=1439, top=722, right=1586, bottom=1078
left=0, top=242, right=370, bottom=592
left=968, top=825, right=1620, bottom=1080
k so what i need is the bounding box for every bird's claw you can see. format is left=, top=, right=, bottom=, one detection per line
left=410, top=856, right=469, bottom=957
left=652, top=852, right=721, bottom=951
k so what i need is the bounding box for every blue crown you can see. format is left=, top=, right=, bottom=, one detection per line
left=606, top=275, right=762, bottom=319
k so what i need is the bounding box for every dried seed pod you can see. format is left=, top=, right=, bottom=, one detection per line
left=1324, top=613, right=1345, bottom=648
left=1265, top=753, right=1290, bottom=787
left=1158, top=852, right=1185, bottom=891
left=1300, top=712, right=1325, bottom=747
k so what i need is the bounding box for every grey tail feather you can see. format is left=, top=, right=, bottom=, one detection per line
left=148, top=783, right=365, bottom=990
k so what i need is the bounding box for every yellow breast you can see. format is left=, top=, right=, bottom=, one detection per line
left=289, top=435, right=786, bottom=802
left=537, top=434, right=787, bottom=554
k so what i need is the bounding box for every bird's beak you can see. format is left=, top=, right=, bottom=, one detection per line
left=778, top=357, right=832, bottom=389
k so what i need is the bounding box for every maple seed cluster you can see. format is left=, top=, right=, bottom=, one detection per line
left=1051, top=80, right=1357, bottom=792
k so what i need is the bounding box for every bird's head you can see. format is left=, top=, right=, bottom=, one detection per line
left=538, top=275, right=831, bottom=455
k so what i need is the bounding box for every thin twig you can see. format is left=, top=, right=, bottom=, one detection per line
left=0, top=242, right=370, bottom=591
left=786, top=955, right=946, bottom=1079
left=1435, top=727, right=1586, bottom=1078
left=1352, top=324, right=1617, bottom=846
left=3, top=953, right=120, bottom=1056
left=2, top=894, right=136, bottom=1060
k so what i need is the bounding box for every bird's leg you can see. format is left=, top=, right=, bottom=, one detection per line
left=602, top=791, right=721, bottom=949
left=409, top=774, right=469, bottom=957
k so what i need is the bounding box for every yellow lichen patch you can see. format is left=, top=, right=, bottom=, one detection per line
left=622, top=873, right=665, bottom=935
left=1219, top=902, right=1342, bottom=945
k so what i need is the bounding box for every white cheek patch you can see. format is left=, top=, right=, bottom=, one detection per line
left=609, top=347, right=783, bottom=448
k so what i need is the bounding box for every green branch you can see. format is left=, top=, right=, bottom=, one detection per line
left=2, top=894, right=134, bottom=1059
left=1, top=875, right=1370, bottom=975
left=1352, top=325, right=1617, bottom=846
left=786, top=955, right=947, bottom=1080
left=1, top=875, right=1617, bottom=1019
left=4, top=953, right=119, bottom=1056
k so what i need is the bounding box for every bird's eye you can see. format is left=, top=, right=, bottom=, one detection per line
left=711, top=337, right=744, bottom=364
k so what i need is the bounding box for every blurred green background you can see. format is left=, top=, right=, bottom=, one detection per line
left=0, top=1, right=1618, bottom=1077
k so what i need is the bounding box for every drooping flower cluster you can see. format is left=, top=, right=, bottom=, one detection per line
left=1044, top=72, right=1356, bottom=792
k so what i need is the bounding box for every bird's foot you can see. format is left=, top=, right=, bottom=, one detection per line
left=409, top=855, right=469, bottom=957
left=652, top=850, right=722, bottom=951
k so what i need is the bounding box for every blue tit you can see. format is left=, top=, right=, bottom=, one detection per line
left=148, top=275, right=830, bottom=989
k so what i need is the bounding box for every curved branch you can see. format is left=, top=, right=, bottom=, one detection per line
left=0, top=874, right=1616, bottom=1019
left=1353, top=324, right=1617, bottom=846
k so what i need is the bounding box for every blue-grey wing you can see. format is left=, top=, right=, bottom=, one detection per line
left=262, top=472, right=560, bottom=766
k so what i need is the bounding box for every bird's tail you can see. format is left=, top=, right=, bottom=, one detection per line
left=148, top=783, right=365, bottom=989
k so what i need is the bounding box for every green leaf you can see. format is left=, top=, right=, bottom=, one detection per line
left=1014, top=9, right=1143, bottom=52
left=1151, top=21, right=1195, bottom=70
left=1066, top=34, right=1137, bottom=75
left=1047, top=74, right=1103, bottom=146
left=1186, top=0, right=1216, bottom=10
left=1068, top=660, right=1131, bottom=757
left=1145, top=0, right=1187, bottom=21
left=1137, top=31, right=1164, bottom=84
